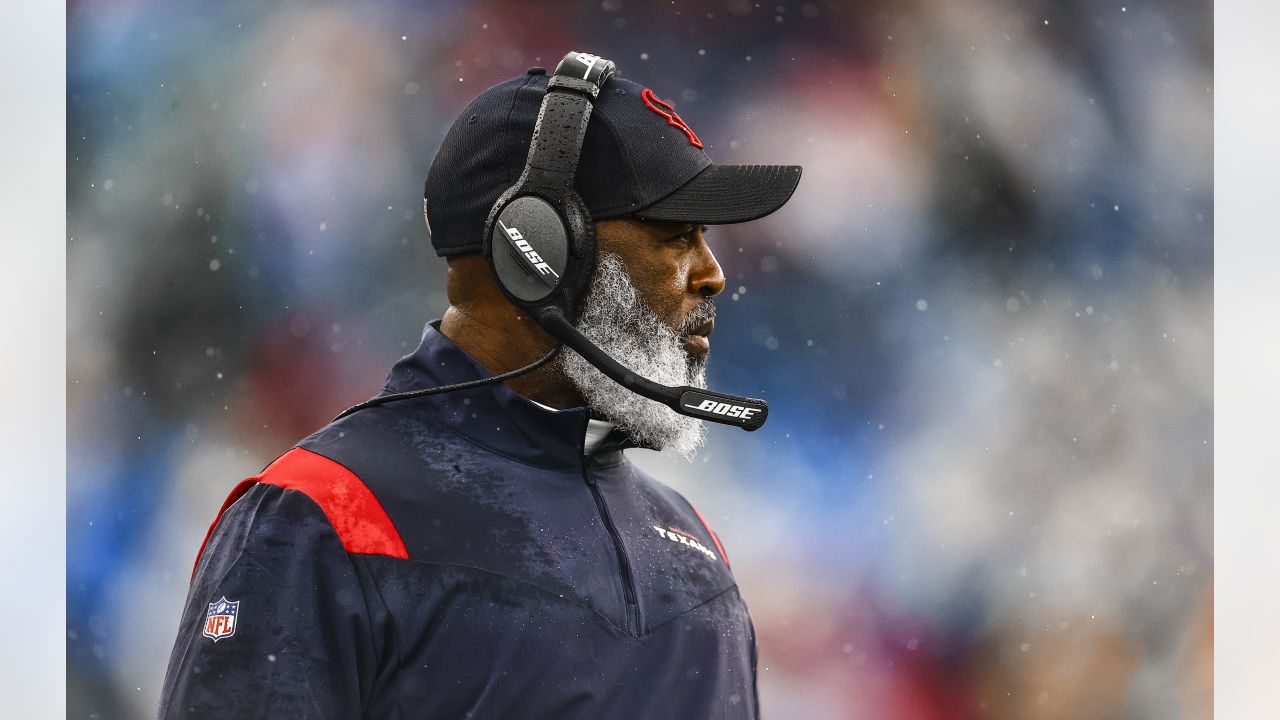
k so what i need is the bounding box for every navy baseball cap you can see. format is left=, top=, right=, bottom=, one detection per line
left=424, top=67, right=802, bottom=257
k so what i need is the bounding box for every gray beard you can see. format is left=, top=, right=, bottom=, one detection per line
left=558, top=253, right=712, bottom=461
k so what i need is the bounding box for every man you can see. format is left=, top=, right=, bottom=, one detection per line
left=159, top=55, right=800, bottom=719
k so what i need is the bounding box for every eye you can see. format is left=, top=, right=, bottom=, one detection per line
left=663, top=229, right=696, bottom=247
left=677, top=225, right=709, bottom=243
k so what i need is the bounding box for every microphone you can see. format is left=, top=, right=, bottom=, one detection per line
left=536, top=307, right=768, bottom=431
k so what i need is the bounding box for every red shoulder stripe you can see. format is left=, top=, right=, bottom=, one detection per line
left=192, top=447, right=409, bottom=580
left=690, top=504, right=730, bottom=568
left=257, top=448, right=409, bottom=559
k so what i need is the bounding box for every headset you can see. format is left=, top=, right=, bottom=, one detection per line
left=339, top=51, right=767, bottom=431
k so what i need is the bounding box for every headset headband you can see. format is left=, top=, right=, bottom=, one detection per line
left=520, top=53, right=618, bottom=195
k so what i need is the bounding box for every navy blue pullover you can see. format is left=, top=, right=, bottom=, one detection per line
left=158, top=323, right=759, bottom=719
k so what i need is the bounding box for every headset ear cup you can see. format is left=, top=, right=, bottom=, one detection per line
left=487, top=192, right=574, bottom=309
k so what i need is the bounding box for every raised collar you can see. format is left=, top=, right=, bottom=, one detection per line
left=380, top=322, right=636, bottom=469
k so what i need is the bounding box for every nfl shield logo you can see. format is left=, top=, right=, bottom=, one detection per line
left=203, top=596, right=239, bottom=642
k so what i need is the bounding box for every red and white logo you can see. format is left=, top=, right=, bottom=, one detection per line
left=203, top=596, right=239, bottom=642
left=641, top=88, right=703, bottom=149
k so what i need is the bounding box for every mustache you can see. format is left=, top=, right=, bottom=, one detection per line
left=681, top=300, right=716, bottom=334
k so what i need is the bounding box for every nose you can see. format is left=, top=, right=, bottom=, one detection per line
left=688, top=232, right=726, bottom=298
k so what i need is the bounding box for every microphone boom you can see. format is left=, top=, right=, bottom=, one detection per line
left=537, top=307, right=768, bottom=431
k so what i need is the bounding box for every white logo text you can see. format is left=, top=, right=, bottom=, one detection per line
left=653, top=526, right=717, bottom=562
left=500, top=222, right=559, bottom=278
left=690, top=398, right=759, bottom=420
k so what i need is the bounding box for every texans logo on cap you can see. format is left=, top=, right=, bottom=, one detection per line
left=641, top=88, right=703, bottom=149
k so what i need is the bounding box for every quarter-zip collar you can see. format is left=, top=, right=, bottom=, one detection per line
left=381, top=321, right=635, bottom=469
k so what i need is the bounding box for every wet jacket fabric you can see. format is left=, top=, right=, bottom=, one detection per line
left=158, top=322, right=759, bottom=719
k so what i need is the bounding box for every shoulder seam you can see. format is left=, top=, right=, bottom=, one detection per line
left=191, top=477, right=260, bottom=581
left=645, top=583, right=742, bottom=636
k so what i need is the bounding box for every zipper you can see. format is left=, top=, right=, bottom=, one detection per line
left=583, top=463, right=641, bottom=635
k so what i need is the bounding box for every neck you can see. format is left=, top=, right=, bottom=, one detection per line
left=439, top=304, right=587, bottom=410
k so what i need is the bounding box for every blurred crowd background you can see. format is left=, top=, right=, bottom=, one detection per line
left=67, top=0, right=1212, bottom=718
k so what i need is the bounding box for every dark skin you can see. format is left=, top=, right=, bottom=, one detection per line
left=438, top=217, right=726, bottom=409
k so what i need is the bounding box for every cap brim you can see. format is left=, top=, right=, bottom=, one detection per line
left=632, top=164, right=802, bottom=225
